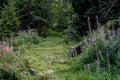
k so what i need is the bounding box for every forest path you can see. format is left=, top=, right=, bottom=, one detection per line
left=24, top=34, right=71, bottom=79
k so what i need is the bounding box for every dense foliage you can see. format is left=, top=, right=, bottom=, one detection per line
left=0, top=0, right=74, bottom=38
left=0, top=0, right=120, bottom=80
left=70, top=0, right=120, bottom=36
left=0, top=0, right=20, bottom=37
left=15, top=0, right=53, bottom=37
left=71, top=38, right=120, bottom=69
left=0, top=0, right=120, bottom=38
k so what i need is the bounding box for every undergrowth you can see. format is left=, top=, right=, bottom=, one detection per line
left=13, top=32, right=42, bottom=47
left=1, top=29, right=120, bottom=80
left=69, top=32, right=120, bottom=80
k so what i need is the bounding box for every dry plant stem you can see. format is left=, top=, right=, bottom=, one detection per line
left=96, top=15, right=100, bottom=30
left=87, top=16, right=92, bottom=35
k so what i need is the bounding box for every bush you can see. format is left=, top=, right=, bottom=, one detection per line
left=0, top=69, right=18, bottom=80
left=70, top=34, right=120, bottom=72
left=13, top=33, right=42, bottom=47
left=68, top=31, right=120, bottom=80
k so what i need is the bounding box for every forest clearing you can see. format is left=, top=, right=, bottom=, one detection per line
left=0, top=0, right=120, bottom=80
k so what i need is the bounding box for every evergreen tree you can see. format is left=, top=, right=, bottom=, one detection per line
left=15, top=0, right=53, bottom=37
left=0, top=0, right=20, bottom=37
left=0, top=0, right=8, bottom=9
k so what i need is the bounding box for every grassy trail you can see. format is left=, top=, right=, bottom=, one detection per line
left=23, top=35, right=73, bottom=79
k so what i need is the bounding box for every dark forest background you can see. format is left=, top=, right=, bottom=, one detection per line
left=0, top=0, right=119, bottom=39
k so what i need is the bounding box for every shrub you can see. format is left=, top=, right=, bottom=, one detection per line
left=0, top=69, right=18, bottom=80
left=13, top=33, right=42, bottom=47
left=70, top=34, right=120, bottom=72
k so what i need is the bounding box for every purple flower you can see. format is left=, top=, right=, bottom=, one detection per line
left=86, top=63, right=90, bottom=67
left=95, top=60, right=99, bottom=64
left=98, top=51, right=102, bottom=55
left=106, top=53, right=109, bottom=57
left=96, top=15, right=98, bottom=19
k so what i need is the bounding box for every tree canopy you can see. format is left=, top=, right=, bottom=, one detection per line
left=0, top=0, right=119, bottom=38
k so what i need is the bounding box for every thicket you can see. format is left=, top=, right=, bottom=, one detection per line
left=0, top=0, right=119, bottom=39
left=70, top=0, right=120, bottom=39
left=0, top=0, right=120, bottom=38
left=68, top=30, right=120, bottom=79
left=0, top=0, right=76, bottom=39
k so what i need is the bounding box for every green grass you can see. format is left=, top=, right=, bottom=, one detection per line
left=0, top=33, right=77, bottom=80
left=2, top=33, right=120, bottom=80
left=19, top=34, right=77, bottom=80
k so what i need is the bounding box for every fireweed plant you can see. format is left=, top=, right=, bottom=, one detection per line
left=70, top=29, right=120, bottom=78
